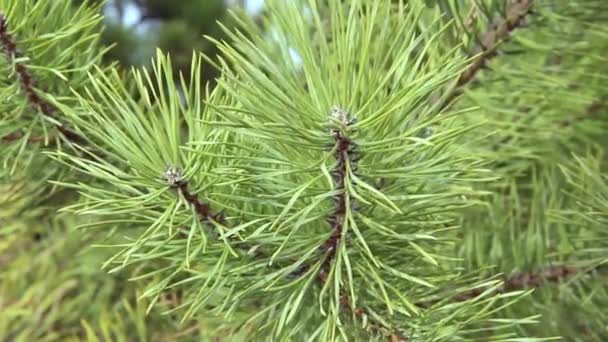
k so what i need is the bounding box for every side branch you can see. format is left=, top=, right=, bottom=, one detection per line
left=494, top=98, right=605, bottom=152
left=453, top=265, right=577, bottom=302
left=0, top=12, right=83, bottom=144
left=0, top=131, right=43, bottom=143
left=163, top=166, right=268, bottom=258
left=419, top=264, right=604, bottom=308
left=443, top=0, right=534, bottom=108
left=177, top=181, right=226, bottom=225
left=163, top=167, right=225, bottom=227
left=559, top=98, right=605, bottom=128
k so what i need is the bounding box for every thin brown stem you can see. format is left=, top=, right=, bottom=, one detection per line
left=318, top=107, right=356, bottom=282
left=316, top=107, right=408, bottom=341
left=442, top=0, right=535, bottom=110
left=163, top=167, right=269, bottom=259
left=456, top=265, right=577, bottom=302
left=418, top=264, right=603, bottom=308
left=176, top=180, right=227, bottom=226
left=0, top=131, right=49, bottom=143
left=559, top=99, right=605, bottom=128
left=493, top=99, right=604, bottom=152
left=163, top=167, right=225, bottom=229
left=0, top=12, right=84, bottom=145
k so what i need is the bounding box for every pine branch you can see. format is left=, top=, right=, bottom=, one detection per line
left=455, top=265, right=577, bottom=302
left=418, top=264, right=606, bottom=308
left=162, top=166, right=271, bottom=259
left=442, top=0, right=534, bottom=109
left=559, top=99, right=605, bottom=128
left=493, top=98, right=605, bottom=152
left=318, top=107, right=408, bottom=341
left=318, top=106, right=357, bottom=282
left=163, top=167, right=226, bottom=226
left=0, top=131, right=45, bottom=143
left=278, top=107, right=408, bottom=340
left=160, top=166, right=405, bottom=339
left=160, top=165, right=408, bottom=340
left=0, top=12, right=84, bottom=145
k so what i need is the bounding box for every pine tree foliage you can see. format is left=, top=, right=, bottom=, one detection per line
left=1, top=0, right=607, bottom=341
left=450, top=1, right=608, bottom=339
left=0, top=1, right=215, bottom=341
left=0, top=0, right=105, bottom=164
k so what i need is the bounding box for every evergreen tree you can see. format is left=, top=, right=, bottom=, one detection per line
left=1, top=0, right=607, bottom=341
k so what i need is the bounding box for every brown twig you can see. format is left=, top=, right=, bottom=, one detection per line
left=457, top=265, right=577, bottom=302
left=163, top=167, right=271, bottom=259
left=318, top=106, right=357, bottom=282
left=493, top=99, right=604, bottom=153
left=417, top=264, right=601, bottom=309
left=176, top=181, right=226, bottom=225
left=274, top=107, right=360, bottom=282
left=0, top=131, right=49, bottom=143
left=165, top=161, right=410, bottom=339
left=559, top=99, right=605, bottom=128
left=442, top=0, right=535, bottom=110
left=316, top=107, right=408, bottom=341
left=163, top=167, right=225, bottom=228
left=0, top=12, right=84, bottom=145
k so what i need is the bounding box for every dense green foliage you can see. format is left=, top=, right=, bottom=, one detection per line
left=1, top=0, right=607, bottom=341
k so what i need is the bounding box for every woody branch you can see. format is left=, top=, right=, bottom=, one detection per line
left=0, top=12, right=84, bottom=145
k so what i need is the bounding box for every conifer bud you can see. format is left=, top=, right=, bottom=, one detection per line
left=163, top=166, right=183, bottom=187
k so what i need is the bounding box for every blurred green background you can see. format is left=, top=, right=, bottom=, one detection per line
left=74, top=0, right=264, bottom=82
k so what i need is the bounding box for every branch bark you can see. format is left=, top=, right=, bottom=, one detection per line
left=317, top=107, right=408, bottom=341
left=318, top=106, right=357, bottom=282
left=0, top=12, right=85, bottom=145
left=417, top=264, right=605, bottom=308
left=441, top=0, right=535, bottom=111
